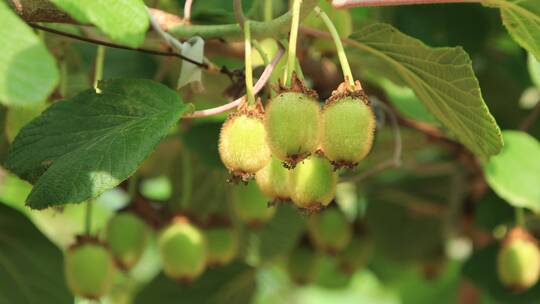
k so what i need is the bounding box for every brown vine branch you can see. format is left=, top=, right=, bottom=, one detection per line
left=520, top=100, right=540, bottom=131
left=29, top=23, right=237, bottom=78
left=331, top=0, right=481, bottom=8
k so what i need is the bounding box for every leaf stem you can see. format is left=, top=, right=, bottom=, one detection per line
left=314, top=6, right=355, bottom=88
left=284, top=0, right=302, bottom=86
left=93, top=46, right=106, bottom=93
left=264, top=0, right=273, bottom=22
left=85, top=199, right=93, bottom=235
left=128, top=173, right=139, bottom=200
left=179, top=150, right=192, bottom=210
left=183, top=0, right=193, bottom=22
left=244, top=21, right=256, bottom=105
left=515, top=207, right=526, bottom=227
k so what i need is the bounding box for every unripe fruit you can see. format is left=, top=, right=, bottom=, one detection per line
left=289, top=154, right=337, bottom=212
left=287, top=245, right=320, bottom=285
left=337, top=236, right=372, bottom=274
left=264, top=75, right=321, bottom=166
left=158, top=218, right=206, bottom=281
left=321, top=82, right=375, bottom=168
left=204, top=226, right=239, bottom=267
left=497, top=227, right=540, bottom=291
left=105, top=212, right=149, bottom=270
left=232, top=181, right=276, bottom=226
left=255, top=156, right=291, bottom=202
left=64, top=238, right=116, bottom=299
left=307, top=208, right=352, bottom=253
left=219, top=102, right=271, bottom=181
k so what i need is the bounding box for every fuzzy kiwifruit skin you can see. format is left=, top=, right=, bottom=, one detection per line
left=219, top=113, right=271, bottom=176
left=337, top=237, right=372, bottom=274
left=105, top=212, right=149, bottom=270
left=497, top=238, right=540, bottom=290
left=204, top=226, right=239, bottom=266
left=321, top=96, right=375, bottom=167
left=64, top=242, right=116, bottom=299
left=264, top=92, right=321, bottom=162
left=307, top=208, right=352, bottom=253
left=255, top=156, right=291, bottom=201
left=287, top=246, right=320, bottom=285
left=289, top=155, right=337, bottom=210
left=158, top=220, right=206, bottom=281
left=232, top=181, right=276, bottom=225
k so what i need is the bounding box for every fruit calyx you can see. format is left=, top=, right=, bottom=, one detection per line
left=69, top=234, right=107, bottom=251
left=324, top=79, right=368, bottom=106
left=503, top=227, right=537, bottom=246
left=276, top=72, right=319, bottom=100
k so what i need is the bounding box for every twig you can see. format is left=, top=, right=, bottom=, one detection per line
left=331, top=0, right=481, bottom=8
left=233, top=0, right=246, bottom=29
left=184, top=0, right=193, bottom=22
left=184, top=45, right=285, bottom=118
left=29, top=23, right=206, bottom=67
left=520, top=99, right=540, bottom=131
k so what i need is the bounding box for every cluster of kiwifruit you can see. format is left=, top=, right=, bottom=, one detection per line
left=64, top=212, right=239, bottom=299
left=286, top=207, right=372, bottom=285
left=219, top=74, right=375, bottom=213
left=497, top=227, right=540, bottom=292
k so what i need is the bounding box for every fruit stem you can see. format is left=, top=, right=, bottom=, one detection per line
left=180, top=150, right=193, bottom=210
left=284, top=0, right=302, bottom=86
left=128, top=173, right=139, bottom=200
left=93, top=45, right=106, bottom=93
left=244, top=21, right=256, bottom=105
left=515, top=208, right=526, bottom=227
left=85, top=199, right=93, bottom=235
left=264, top=0, right=273, bottom=22
left=314, top=6, right=355, bottom=89
left=252, top=39, right=270, bottom=66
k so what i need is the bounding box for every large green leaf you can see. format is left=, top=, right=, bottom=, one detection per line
left=486, top=0, right=540, bottom=61
left=5, top=79, right=186, bottom=209
left=484, top=130, right=540, bottom=212
left=50, top=0, right=149, bottom=47
left=0, top=2, right=59, bottom=106
left=0, top=203, right=72, bottom=304
left=135, top=262, right=256, bottom=304
left=348, top=23, right=503, bottom=159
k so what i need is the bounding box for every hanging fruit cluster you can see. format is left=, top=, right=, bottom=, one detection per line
left=218, top=74, right=375, bottom=213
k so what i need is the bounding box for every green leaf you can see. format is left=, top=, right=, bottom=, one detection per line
left=5, top=79, right=186, bottom=209
left=486, top=0, right=540, bottom=61
left=0, top=203, right=72, bottom=304
left=135, top=262, right=256, bottom=304
left=484, top=130, right=540, bottom=212
left=49, top=0, right=149, bottom=47
left=0, top=2, right=59, bottom=106
left=348, top=23, right=503, bottom=159
left=463, top=243, right=540, bottom=303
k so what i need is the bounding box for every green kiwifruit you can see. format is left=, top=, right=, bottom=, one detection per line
left=232, top=180, right=276, bottom=226
left=497, top=227, right=540, bottom=291
left=204, top=226, right=239, bottom=266
left=264, top=75, right=321, bottom=166
left=219, top=102, right=271, bottom=181
left=64, top=238, right=116, bottom=299
left=289, top=154, right=337, bottom=212
left=321, top=83, right=375, bottom=168
left=307, top=208, right=352, bottom=253
left=158, top=218, right=206, bottom=281
left=105, top=212, right=149, bottom=270
left=255, top=155, right=291, bottom=202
